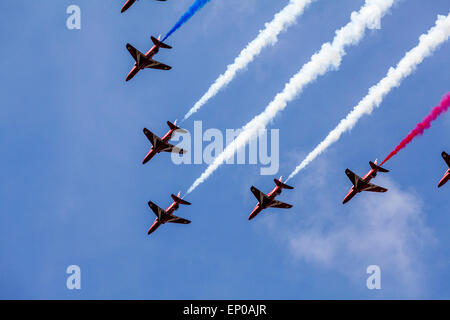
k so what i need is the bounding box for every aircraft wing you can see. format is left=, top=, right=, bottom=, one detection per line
left=361, top=183, right=388, bottom=193
left=345, top=169, right=363, bottom=188
left=443, top=151, right=450, bottom=167
left=143, top=128, right=161, bottom=147
left=126, top=43, right=146, bottom=64
left=269, top=200, right=293, bottom=209
left=250, top=186, right=266, bottom=204
left=167, top=215, right=191, bottom=224
left=121, top=0, right=136, bottom=13
left=160, top=143, right=186, bottom=154
left=145, top=59, right=172, bottom=70
left=148, top=201, right=165, bottom=220
left=438, top=171, right=450, bottom=188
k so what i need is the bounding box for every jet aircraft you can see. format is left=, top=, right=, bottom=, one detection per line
left=125, top=35, right=172, bottom=81
left=343, top=160, right=389, bottom=204
left=147, top=193, right=191, bottom=235
left=249, top=177, right=294, bottom=220
left=142, top=120, right=187, bottom=164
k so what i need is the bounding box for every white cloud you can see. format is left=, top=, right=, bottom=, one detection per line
left=266, top=170, right=435, bottom=297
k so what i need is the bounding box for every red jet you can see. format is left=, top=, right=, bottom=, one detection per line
left=343, top=160, right=389, bottom=204
left=125, top=35, right=171, bottom=81
left=142, top=120, right=187, bottom=164
left=121, top=0, right=167, bottom=13
left=147, top=193, right=191, bottom=235
left=249, top=177, right=294, bottom=220
left=438, top=151, right=450, bottom=188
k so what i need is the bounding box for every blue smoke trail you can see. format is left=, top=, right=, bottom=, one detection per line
left=162, top=0, right=213, bottom=42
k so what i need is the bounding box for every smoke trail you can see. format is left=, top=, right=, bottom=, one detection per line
left=184, top=0, right=316, bottom=120
left=187, top=0, right=396, bottom=194
left=380, top=93, right=450, bottom=166
left=162, top=0, right=212, bottom=42
left=287, top=14, right=450, bottom=182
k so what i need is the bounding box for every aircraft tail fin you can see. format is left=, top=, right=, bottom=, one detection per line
left=151, top=36, right=172, bottom=49
left=167, top=121, right=187, bottom=134
left=171, top=194, right=191, bottom=206
left=274, top=178, right=294, bottom=190
left=370, top=161, right=389, bottom=173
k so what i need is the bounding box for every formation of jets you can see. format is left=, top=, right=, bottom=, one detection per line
left=120, top=3, right=447, bottom=236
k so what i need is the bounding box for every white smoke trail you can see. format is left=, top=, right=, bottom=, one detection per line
left=187, top=0, right=396, bottom=194
left=184, top=0, right=316, bottom=120
left=287, top=13, right=450, bottom=182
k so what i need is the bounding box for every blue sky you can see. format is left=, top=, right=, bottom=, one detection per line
left=0, top=0, right=449, bottom=299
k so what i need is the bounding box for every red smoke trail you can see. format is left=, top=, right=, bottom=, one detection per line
left=380, top=93, right=450, bottom=166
